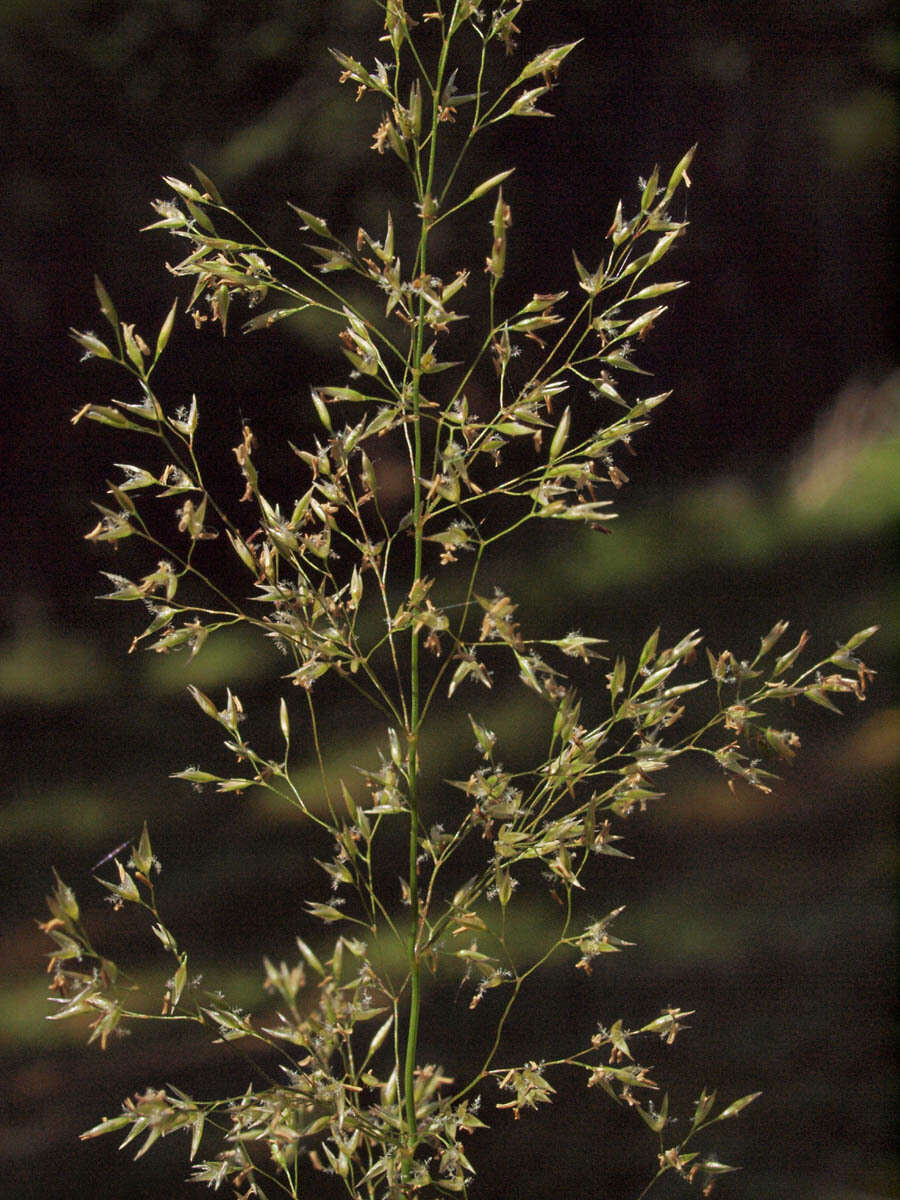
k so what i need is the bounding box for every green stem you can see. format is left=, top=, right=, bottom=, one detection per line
left=403, top=421, right=424, bottom=1155
left=401, top=9, right=459, bottom=1166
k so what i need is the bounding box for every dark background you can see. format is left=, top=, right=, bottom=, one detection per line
left=1, top=2, right=896, bottom=1198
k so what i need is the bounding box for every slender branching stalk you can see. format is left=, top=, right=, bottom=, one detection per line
left=44, top=4, right=877, bottom=1198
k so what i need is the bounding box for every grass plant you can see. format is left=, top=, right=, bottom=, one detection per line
left=42, top=4, right=876, bottom=1196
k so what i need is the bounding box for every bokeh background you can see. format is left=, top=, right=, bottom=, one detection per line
left=1, top=2, right=896, bottom=1198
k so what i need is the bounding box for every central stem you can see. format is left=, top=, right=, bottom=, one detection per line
left=402, top=13, right=455, bottom=1167
left=403, top=340, right=424, bottom=1154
